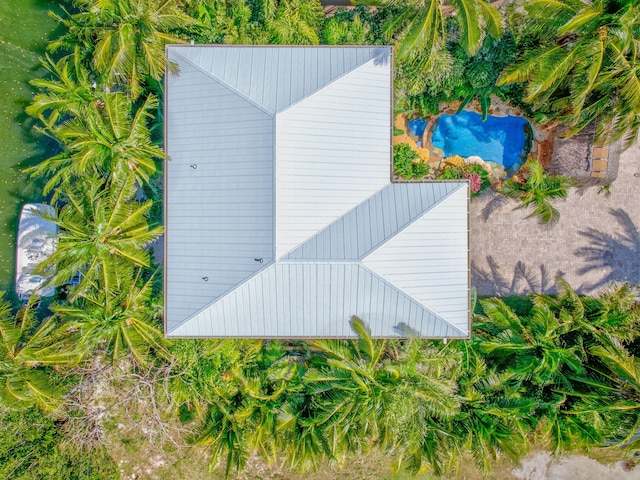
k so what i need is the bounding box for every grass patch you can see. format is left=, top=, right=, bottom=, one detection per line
left=0, top=0, right=60, bottom=292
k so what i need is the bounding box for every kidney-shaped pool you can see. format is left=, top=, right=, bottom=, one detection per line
left=430, top=111, right=530, bottom=172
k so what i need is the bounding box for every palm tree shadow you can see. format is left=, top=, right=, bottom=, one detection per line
left=574, top=208, right=640, bottom=290
left=472, top=255, right=562, bottom=296
left=480, top=193, right=510, bottom=222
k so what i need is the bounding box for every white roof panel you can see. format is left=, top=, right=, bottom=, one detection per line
left=275, top=58, right=391, bottom=258
left=363, top=186, right=469, bottom=331
left=168, top=263, right=464, bottom=338
left=164, top=45, right=470, bottom=338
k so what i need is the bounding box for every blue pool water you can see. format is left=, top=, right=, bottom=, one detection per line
left=409, top=118, right=428, bottom=137
left=431, top=111, right=529, bottom=170
left=408, top=118, right=428, bottom=147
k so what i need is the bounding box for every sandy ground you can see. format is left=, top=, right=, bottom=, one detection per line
left=513, top=452, right=640, bottom=480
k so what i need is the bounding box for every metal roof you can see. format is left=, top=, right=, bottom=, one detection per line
left=164, top=45, right=470, bottom=338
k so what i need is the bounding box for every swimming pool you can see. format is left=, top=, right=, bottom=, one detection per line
left=430, top=111, right=529, bottom=171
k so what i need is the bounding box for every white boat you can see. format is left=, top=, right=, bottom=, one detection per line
left=15, top=203, right=58, bottom=301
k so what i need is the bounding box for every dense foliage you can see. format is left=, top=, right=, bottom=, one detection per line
left=0, top=407, right=118, bottom=479
left=499, top=0, right=640, bottom=148
left=0, top=0, right=638, bottom=477
left=182, top=286, right=640, bottom=476
left=394, top=143, right=430, bottom=179
left=406, top=31, right=521, bottom=117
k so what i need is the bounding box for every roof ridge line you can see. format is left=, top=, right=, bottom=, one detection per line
left=282, top=182, right=467, bottom=261
left=274, top=55, right=378, bottom=116
left=359, top=264, right=467, bottom=338
left=169, top=48, right=275, bottom=117
left=170, top=261, right=466, bottom=338
left=166, top=261, right=276, bottom=335
left=360, top=182, right=466, bottom=260
left=279, top=182, right=389, bottom=260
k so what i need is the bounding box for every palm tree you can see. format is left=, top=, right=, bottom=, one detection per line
left=50, top=268, right=165, bottom=365
left=589, top=339, right=640, bottom=446
left=499, top=160, right=575, bottom=224
left=539, top=279, right=640, bottom=345
left=498, top=0, right=640, bottom=148
left=26, top=48, right=100, bottom=129
left=442, top=341, right=532, bottom=474
left=49, top=0, right=195, bottom=98
left=475, top=294, right=590, bottom=392
left=37, top=175, right=163, bottom=299
left=303, top=317, right=461, bottom=472
left=0, top=296, right=66, bottom=411
left=471, top=285, right=628, bottom=453
left=195, top=396, right=252, bottom=476
left=28, top=92, right=163, bottom=197
left=194, top=341, right=305, bottom=475
left=379, top=0, right=503, bottom=61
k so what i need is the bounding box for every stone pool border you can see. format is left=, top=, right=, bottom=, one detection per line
left=395, top=99, right=552, bottom=176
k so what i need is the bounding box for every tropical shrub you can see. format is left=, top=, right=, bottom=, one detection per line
left=405, top=32, right=521, bottom=118
left=182, top=0, right=265, bottom=44
left=438, top=165, right=462, bottom=180
left=465, top=171, right=483, bottom=194
left=166, top=338, right=258, bottom=418
left=393, top=143, right=429, bottom=179
left=0, top=407, right=118, bottom=480
left=465, top=164, right=491, bottom=196
left=437, top=163, right=490, bottom=196
left=323, top=9, right=371, bottom=45
left=185, top=0, right=325, bottom=45
left=321, top=5, right=388, bottom=45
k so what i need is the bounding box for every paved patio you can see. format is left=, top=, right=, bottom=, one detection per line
left=471, top=136, right=640, bottom=296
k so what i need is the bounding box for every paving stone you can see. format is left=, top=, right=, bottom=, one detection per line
left=593, top=147, right=609, bottom=158
left=470, top=135, right=640, bottom=296
left=592, top=159, right=608, bottom=171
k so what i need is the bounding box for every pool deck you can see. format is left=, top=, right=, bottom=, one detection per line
left=470, top=133, right=640, bottom=296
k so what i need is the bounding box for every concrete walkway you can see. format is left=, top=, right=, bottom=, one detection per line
left=470, top=137, right=640, bottom=296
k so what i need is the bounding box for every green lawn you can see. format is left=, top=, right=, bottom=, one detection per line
left=0, top=0, right=60, bottom=291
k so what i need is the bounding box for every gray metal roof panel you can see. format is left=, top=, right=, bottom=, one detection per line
left=165, top=54, right=274, bottom=332
left=284, top=183, right=463, bottom=260
left=171, top=46, right=380, bottom=114
left=167, top=263, right=465, bottom=338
